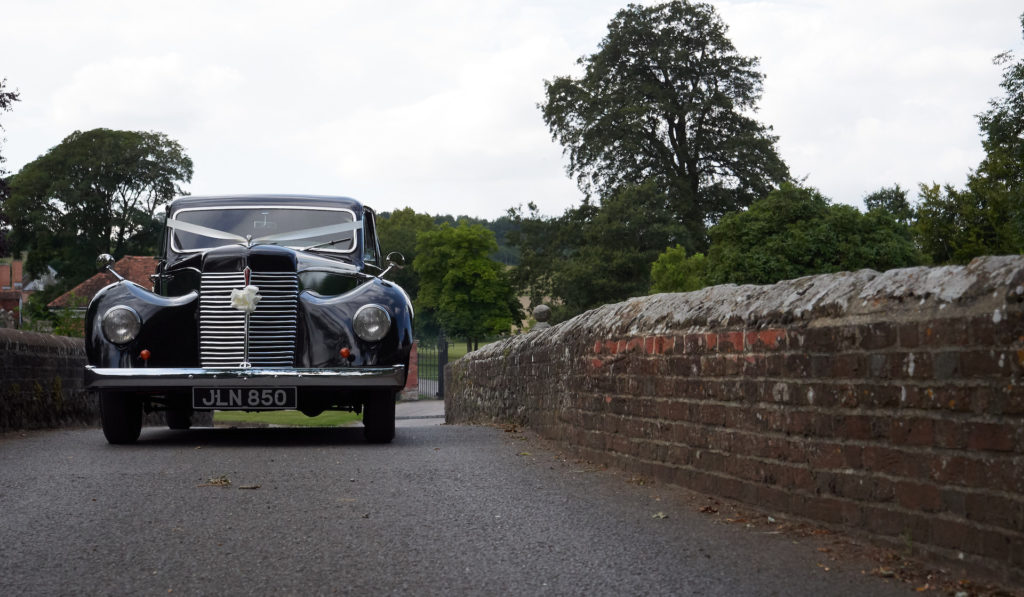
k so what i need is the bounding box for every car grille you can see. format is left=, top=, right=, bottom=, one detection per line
left=199, top=271, right=299, bottom=368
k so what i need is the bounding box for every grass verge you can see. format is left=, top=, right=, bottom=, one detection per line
left=213, top=410, right=362, bottom=427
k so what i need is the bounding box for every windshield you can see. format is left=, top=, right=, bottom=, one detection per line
left=170, top=206, right=358, bottom=253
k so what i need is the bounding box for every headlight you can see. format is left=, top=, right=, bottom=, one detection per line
left=353, top=304, right=391, bottom=342
left=101, top=305, right=142, bottom=345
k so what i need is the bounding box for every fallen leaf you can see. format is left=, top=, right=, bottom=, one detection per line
left=197, top=475, right=231, bottom=488
left=238, top=484, right=261, bottom=490
left=699, top=505, right=719, bottom=514
left=518, top=452, right=531, bottom=456
left=652, top=512, right=668, bottom=519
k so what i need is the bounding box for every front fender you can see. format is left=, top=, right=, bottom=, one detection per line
left=296, top=278, right=413, bottom=371
left=85, top=281, right=199, bottom=368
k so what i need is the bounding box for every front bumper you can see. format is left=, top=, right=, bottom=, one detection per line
left=84, top=365, right=406, bottom=390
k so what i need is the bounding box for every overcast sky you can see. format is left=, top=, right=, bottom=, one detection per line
left=2, top=1, right=1021, bottom=220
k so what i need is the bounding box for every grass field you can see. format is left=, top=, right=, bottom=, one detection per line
left=213, top=410, right=361, bottom=427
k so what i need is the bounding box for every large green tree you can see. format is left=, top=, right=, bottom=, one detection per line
left=0, top=78, right=21, bottom=257
left=510, top=181, right=691, bottom=320
left=649, top=245, right=707, bottom=293
left=413, top=222, right=521, bottom=348
left=376, top=207, right=436, bottom=301
left=540, top=0, right=788, bottom=247
left=6, top=128, right=192, bottom=284
left=705, top=184, right=922, bottom=285
left=911, top=14, right=1024, bottom=263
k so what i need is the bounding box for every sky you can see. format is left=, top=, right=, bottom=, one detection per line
left=1, top=1, right=1022, bottom=220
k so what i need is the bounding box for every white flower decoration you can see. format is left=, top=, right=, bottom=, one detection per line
left=230, top=285, right=261, bottom=313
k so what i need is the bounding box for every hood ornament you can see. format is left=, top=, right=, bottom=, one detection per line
left=230, top=285, right=261, bottom=313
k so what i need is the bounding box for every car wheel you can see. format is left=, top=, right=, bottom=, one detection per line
left=363, top=390, right=396, bottom=443
left=99, top=391, right=143, bottom=444
left=166, top=409, right=192, bottom=430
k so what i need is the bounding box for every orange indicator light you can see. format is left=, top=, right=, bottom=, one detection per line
left=340, top=348, right=351, bottom=359
left=140, top=349, right=151, bottom=361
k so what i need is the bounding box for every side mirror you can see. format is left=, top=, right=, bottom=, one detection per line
left=96, top=254, right=115, bottom=272
left=385, top=252, right=405, bottom=268
left=96, top=253, right=125, bottom=281
left=378, top=252, right=406, bottom=280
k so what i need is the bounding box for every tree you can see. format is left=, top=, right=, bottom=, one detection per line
left=706, top=184, right=922, bottom=285
left=864, top=184, right=914, bottom=227
left=6, top=128, right=192, bottom=284
left=650, top=245, right=707, bottom=293
left=376, top=207, right=436, bottom=301
left=540, top=0, right=788, bottom=248
left=910, top=15, right=1024, bottom=264
left=509, top=181, right=691, bottom=320
left=0, top=78, right=21, bottom=257
left=964, top=15, right=1024, bottom=255
left=413, top=222, right=521, bottom=348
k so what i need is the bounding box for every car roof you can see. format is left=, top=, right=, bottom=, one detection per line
left=167, top=194, right=366, bottom=215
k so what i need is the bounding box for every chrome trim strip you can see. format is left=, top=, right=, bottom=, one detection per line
left=169, top=205, right=358, bottom=254
left=85, top=365, right=406, bottom=388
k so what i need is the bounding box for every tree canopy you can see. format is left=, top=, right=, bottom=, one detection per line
left=908, top=16, right=1024, bottom=264
left=0, top=78, right=21, bottom=257
left=376, top=207, right=436, bottom=301
left=540, top=0, right=788, bottom=247
left=705, top=184, right=922, bottom=285
left=413, top=222, right=521, bottom=345
left=511, top=181, right=690, bottom=319
left=650, top=245, right=706, bottom=293
left=6, top=128, right=192, bottom=284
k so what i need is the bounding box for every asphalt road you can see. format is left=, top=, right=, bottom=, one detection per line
left=0, top=413, right=914, bottom=596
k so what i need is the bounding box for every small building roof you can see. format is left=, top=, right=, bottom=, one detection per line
left=48, top=256, right=159, bottom=309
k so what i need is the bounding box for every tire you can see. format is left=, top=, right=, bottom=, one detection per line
left=99, top=391, right=143, bottom=444
left=166, top=409, right=192, bottom=430
left=363, top=390, right=396, bottom=443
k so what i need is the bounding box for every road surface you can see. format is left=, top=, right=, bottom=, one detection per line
left=0, top=406, right=913, bottom=596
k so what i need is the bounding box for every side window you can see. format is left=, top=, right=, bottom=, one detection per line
left=363, top=212, right=380, bottom=265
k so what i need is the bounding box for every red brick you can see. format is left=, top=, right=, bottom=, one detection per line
left=932, top=419, right=966, bottom=450
left=862, top=446, right=912, bottom=477
left=860, top=323, right=897, bottom=350
left=966, top=422, right=1016, bottom=452
left=921, top=319, right=971, bottom=347
left=746, top=329, right=787, bottom=351
left=718, top=331, right=744, bottom=352
left=683, top=333, right=706, bottom=353
left=965, top=492, right=1024, bottom=531
left=895, top=481, right=942, bottom=512
left=890, top=417, right=934, bottom=446
left=961, top=350, right=1015, bottom=377
left=898, top=322, right=921, bottom=348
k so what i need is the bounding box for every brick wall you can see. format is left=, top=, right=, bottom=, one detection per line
left=0, top=328, right=94, bottom=431
left=446, top=256, right=1024, bottom=583
left=1, top=328, right=211, bottom=432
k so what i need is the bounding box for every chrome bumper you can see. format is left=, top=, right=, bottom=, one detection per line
left=84, top=365, right=406, bottom=389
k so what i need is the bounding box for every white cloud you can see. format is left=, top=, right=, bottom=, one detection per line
left=50, top=54, right=244, bottom=132
left=2, top=0, right=1022, bottom=218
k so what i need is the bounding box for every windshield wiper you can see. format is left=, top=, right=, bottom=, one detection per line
left=301, top=238, right=353, bottom=251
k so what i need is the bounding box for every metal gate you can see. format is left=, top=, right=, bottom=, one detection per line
left=416, top=337, right=449, bottom=399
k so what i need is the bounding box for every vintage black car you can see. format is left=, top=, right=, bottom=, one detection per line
left=84, top=194, right=413, bottom=444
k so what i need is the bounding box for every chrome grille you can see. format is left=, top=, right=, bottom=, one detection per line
left=199, top=271, right=299, bottom=368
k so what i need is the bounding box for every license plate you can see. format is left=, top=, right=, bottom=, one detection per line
left=192, top=387, right=297, bottom=410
